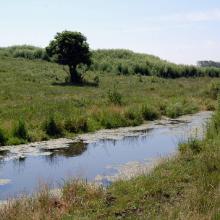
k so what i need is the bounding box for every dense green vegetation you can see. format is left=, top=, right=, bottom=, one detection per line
left=92, top=49, right=220, bottom=78
left=1, top=103, right=219, bottom=220
left=0, top=47, right=219, bottom=146
left=46, top=31, right=92, bottom=84
left=1, top=46, right=220, bottom=78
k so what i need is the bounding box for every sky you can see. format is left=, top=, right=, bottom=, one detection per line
left=0, top=0, right=220, bottom=64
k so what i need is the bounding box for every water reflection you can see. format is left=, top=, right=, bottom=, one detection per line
left=0, top=150, right=10, bottom=158
left=12, top=157, right=27, bottom=173
left=44, top=141, right=88, bottom=164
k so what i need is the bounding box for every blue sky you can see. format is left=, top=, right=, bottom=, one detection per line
left=0, top=0, right=220, bottom=64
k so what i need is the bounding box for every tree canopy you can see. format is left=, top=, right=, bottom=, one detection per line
left=46, top=31, right=91, bottom=83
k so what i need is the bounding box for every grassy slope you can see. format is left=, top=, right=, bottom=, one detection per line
left=0, top=55, right=218, bottom=145
left=1, top=104, right=219, bottom=220
left=2, top=46, right=220, bottom=77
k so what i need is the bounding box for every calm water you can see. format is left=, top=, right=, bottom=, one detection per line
left=0, top=112, right=211, bottom=200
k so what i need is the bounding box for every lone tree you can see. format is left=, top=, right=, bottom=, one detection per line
left=46, top=31, right=91, bottom=84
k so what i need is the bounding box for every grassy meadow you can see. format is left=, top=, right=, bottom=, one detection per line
left=0, top=48, right=219, bottom=145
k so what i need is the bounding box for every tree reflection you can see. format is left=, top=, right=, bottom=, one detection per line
left=44, top=141, right=88, bottom=164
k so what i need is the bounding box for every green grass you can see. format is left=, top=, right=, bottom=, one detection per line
left=0, top=47, right=219, bottom=219
left=0, top=54, right=219, bottom=145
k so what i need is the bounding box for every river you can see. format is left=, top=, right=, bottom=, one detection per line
left=0, top=111, right=212, bottom=201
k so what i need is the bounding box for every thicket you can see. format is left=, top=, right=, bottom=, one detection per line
left=91, top=49, right=220, bottom=78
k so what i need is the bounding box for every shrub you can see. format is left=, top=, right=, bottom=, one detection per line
left=100, top=112, right=127, bottom=129
left=208, top=82, right=220, bottom=99
left=87, top=117, right=102, bottom=132
left=117, top=63, right=129, bottom=75
left=205, top=102, right=216, bottom=111
left=13, top=49, right=34, bottom=59
left=184, top=103, right=199, bottom=115
left=65, top=117, right=88, bottom=133
left=142, top=105, right=160, bottom=120
left=124, top=108, right=143, bottom=126
left=165, top=102, right=183, bottom=118
left=44, top=116, right=63, bottom=137
left=7, top=137, right=27, bottom=145
left=0, top=128, right=7, bottom=146
left=179, top=138, right=202, bottom=155
left=13, top=119, right=29, bottom=140
left=107, top=89, right=123, bottom=105
left=165, top=101, right=198, bottom=119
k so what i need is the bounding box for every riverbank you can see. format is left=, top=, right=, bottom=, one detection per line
left=0, top=111, right=211, bottom=162
left=0, top=110, right=219, bottom=219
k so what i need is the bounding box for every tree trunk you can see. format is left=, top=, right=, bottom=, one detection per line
left=69, top=66, right=82, bottom=84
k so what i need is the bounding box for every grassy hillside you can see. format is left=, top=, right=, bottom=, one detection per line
left=1, top=100, right=219, bottom=220
left=0, top=49, right=219, bottom=145
left=92, top=49, right=220, bottom=77
left=1, top=46, right=220, bottom=77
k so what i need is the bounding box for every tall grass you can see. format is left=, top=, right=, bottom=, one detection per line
left=107, top=88, right=123, bottom=105
left=64, top=117, right=88, bottom=133
left=13, top=119, right=29, bottom=140
left=141, top=105, right=160, bottom=120
left=1, top=46, right=220, bottom=78
left=91, top=49, right=220, bottom=78
left=44, top=116, right=64, bottom=138
left=0, top=45, right=49, bottom=61
left=207, top=81, right=220, bottom=99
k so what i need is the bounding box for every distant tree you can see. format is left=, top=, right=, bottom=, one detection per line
left=197, top=60, right=220, bottom=68
left=46, top=31, right=91, bottom=84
